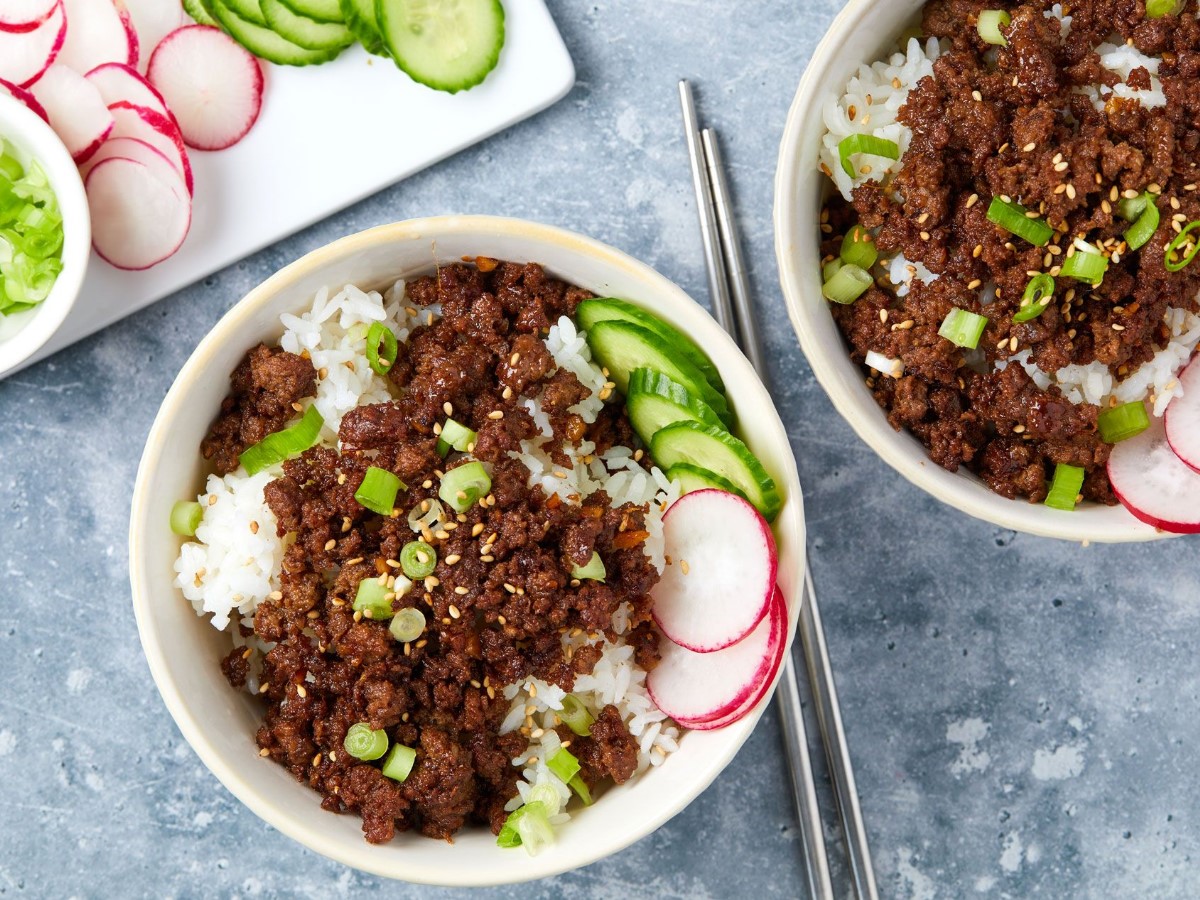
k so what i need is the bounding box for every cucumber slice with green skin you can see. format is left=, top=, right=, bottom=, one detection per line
left=586, top=320, right=733, bottom=426
left=666, top=462, right=750, bottom=502
left=626, top=367, right=724, bottom=446
left=376, top=0, right=505, bottom=94
left=209, top=0, right=346, bottom=64
left=277, top=0, right=344, bottom=23
left=261, top=0, right=354, bottom=50
left=339, top=0, right=385, bottom=53
left=651, top=421, right=781, bottom=521
left=576, top=297, right=725, bottom=395
left=225, top=0, right=268, bottom=26
left=184, top=0, right=219, bottom=26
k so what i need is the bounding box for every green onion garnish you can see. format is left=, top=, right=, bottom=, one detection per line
left=560, top=694, right=595, bottom=737
left=1119, top=192, right=1159, bottom=251
left=570, top=551, right=606, bottom=582
left=840, top=225, right=877, bottom=269
left=1012, top=274, right=1055, bottom=323
left=1165, top=220, right=1200, bottom=272
left=354, top=465, right=404, bottom=515
left=1044, top=463, right=1086, bottom=511
left=1060, top=244, right=1109, bottom=284
left=381, top=744, right=416, bottom=782
left=547, top=747, right=581, bottom=784
left=400, top=541, right=437, bottom=579
left=568, top=775, right=592, bottom=805
left=438, top=461, right=491, bottom=514
left=938, top=308, right=988, bottom=349
left=1147, top=0, right=1179, bottom=17
left=365, top=322, right=398, bottom=376
left=389, top=606, right=426, bottom=642
left=822, top=258, right=843, bottom=282
left=238, top=405, right=324, bottom=475
left=1097, top=401, right=1150, bottom=444
left=353, top=576, right=394, bottom=621
left=837, top=134, right=900, bottom=179
left=496, top=801, right=554, bottom=854
left=436, top=417, right=477, bottom=458
left=0, top=150, right=64, bottom=316
left=344, top=723, right=389, bottom=760
left=977, top=9, right=1011, bottom=45
left=170, top=500, right=203, bottom=536
left=986, top=197, right=1053, bottom=246
left=822, top=262, right=873, bottom=305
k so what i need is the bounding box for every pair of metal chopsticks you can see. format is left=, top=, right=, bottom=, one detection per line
left=678, top=80, right=879, bottom=900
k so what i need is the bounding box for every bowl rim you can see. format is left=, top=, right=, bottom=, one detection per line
left=129, top=214, right=807, bottom=884
left=0, top=91, right=90, bottom=376
left=771, top=1, right=1169, bottom=544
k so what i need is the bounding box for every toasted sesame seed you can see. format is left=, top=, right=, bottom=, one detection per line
left=510, top=351, right=521, bottom=366
left=1066, top=184, right=1077, bottom=200
left=1023, top=142, right=1036, bottom=152
left=259, top=747, right=270, bottom=757
left=208, top=494, right=217, bottom=506
left=324, top=539, right=336, bottom=551
left=445, top=554, right=461, bottom=566
left=502, top=386, right=513, bottom=400
left=1112, top=323, right=1126, bottom=331
left=920, top=230, right=931, bottom=241
left=529, top=684, right=538, bottom=698
left=1009, top=336, right=1018, bottom=352
left=1148, top=183, right=1162, bottom=194
left=471, top=522, right=485, bottom=537
left=1124, top=188, right=1139, bottom=199
left=487, top=410, right=503, bottom=420
left=681, top=559, right=690, bottom=575
left=1054, top=161, right=1069, bottom=173
left=296, top=684, right=307, bottom=698
left=449, top=604, right=461, bottom=619
left=973, top=244, right=983, bottom=258
left=967, top=279, right=982, bottom=290
left=971, top=90, right=982, bottom=102
left=434, top=529, right=450, bottom=540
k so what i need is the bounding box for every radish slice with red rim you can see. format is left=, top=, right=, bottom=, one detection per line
left=0, top=78, right=49, bottom=122
left=121, top=0, right=187, bottom=73
left=107, top=101, right=194, bottom=195
left=27, top=65, right=115, bottom=164
left=0, top=0, right=58, bottom=34
left=86, top=62, right=172, bottom=120
left=650, top=488, right=777, bottom=652
left=1108, top=415, right=1200, bottom=534
left=58, top=0, right=139, bottom=74
left=147, top=25, right=264, bottom=151
left=87, top=152, right=191, bottom=271
left=1165, top=355, right=1200, bottom=474
left=0, top=1, right=65, bottom=88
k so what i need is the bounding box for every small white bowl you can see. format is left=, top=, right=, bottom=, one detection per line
left=0, top=91, right=89, bottom=376
left=773, top=0, right=1165, bottom=543
left=129, top=216, right=806, bottom=885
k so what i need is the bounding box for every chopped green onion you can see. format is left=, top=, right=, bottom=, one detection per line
left=977, top=9, right=1011, bottom=45
left=238, top=405, right=324, bottom=475
left=381, top=744, right=416, bottom=782
left=822, top=257, right=843, bottom=282
left=568, top=775, right=593, bottom=805
left=344, top=723, right=388, bottom=760
left=938, top=308, right=989, bottom=349
left=438, top=461, right=491, bottom=514
left=559, top=694, right=595, bottom=736
left=1120, top=193, right=1159, bottom=251
left=1147, top=0, right=1179, bottom=17
left=1117, top=194, right=1148, bottom=222
left=389, top=606, right=426, bottom=642
left=365, top=322, right=398, bottom=376
left=1044, top=463, right=1086, bottom=511
left=837, top=134, right=900, bottom=179
left=353, top=576, right=394, bottom=621
left=986, top=197, right=1053, bottom=246
left=400, top=540, right=437, bottom=579
left=547, top=747, right=581, bottom=784
left=570, top=551, right=606, bottom=582
left=1097, top=401, right=1150, bottom=444
left=822, top=262, right=873, bottom=304
left=0, top=150, right=63, bottom=317
left=1164, top=220, right=1200, bottom=272
left=0, top=152, right=21, bottom=182
left=840, top=225, right=877, bottom=269
left=354, top=465, right=404, bottom=515
left=437, top=418, right=477, bottom=458
left=1013, top=274, right=1055, bottom=323
left=169, top=500, right=203, bottom=536
left=496, top=801, right=555, bottom=854
left=1060, top=244, right=1109, bottom=284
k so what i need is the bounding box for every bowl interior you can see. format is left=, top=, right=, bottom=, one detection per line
left=773, top=0, right=1165, bottom=543
left=130, top=216, right=806, bottom=885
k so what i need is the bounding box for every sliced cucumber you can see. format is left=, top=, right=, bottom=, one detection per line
left=377, top=0, right=505, bottom=94
left=276, top=0, right=345, bottom=22
left=586, top=320, right=733, bottom=426
left=185, top=0, right=219, bottom=26
left=626, top=367, right=724, bottom=446
left=666, top=462, right=750, bottom=503
left=576, top=297, right=725, bottom=395
left=225, top=0, right=268, bottom=26
left=262, top=0, right=354, bottom=50
left=340, top=0, right=385, bottom=53
left=650, top=421, right=780, bottom=521
left=209, top=0, right=346, bottom=64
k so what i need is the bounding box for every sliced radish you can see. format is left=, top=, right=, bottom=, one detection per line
left=27, top=65, right=114, bottom=163
left=121, top=0, right=186, bottom=73
left=86, top=61, right=171, bottom=119
left=650, top=489, right=777, bottom=653
left=0, top=0, right=58, bottom=34
left=87, top=152, right=190, bottom=270
left=1165, top=355, right=1200, bottom=474
left=58, top=0, right=138, bottom=74
left=147, top=25, right=263, bottom=151
left=107, top=101, right=194, bottom=195
left=647, top=589, right=783, bottom=726
left=0, top=78, right=49, bottom=122
left=0, top=1, right=64, bottom=88
left=1108, top=415, right=1200, bottom=534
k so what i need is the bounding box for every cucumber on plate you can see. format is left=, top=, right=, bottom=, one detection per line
left=651, top=421, right=781, bottom=522
left=185, top=0, right=219, bottom=26
left=376, top=0, right=505, bottom=93
left=626, top=367, right=724, bottom=447
left=224, top=0, right=269, bottom=26
left=666, top=462, right=750, bottom=503
left=208, top=0, right=347, bottom=64
left=277, top=0, right=345, bottom=23
left=261, top=0, right=354, bottom=50
left=339, top=0, right=385, bottom=53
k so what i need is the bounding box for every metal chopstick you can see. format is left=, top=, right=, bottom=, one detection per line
left=679, top=80, right=834, bottom=900
left=695, top=97, right=881, bottom=900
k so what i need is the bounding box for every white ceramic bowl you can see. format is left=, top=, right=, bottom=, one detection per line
left=774, top=0, right=1166, bottom=543
left=129, top=216, right=806, bottom=885
left=0, top=92, right=89, bottom=376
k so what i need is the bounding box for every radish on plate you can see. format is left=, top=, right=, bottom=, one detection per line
left=122, top=0, right=187, bottom=73
left=0, top=78, right=49, bottom=122
left=107, top=101, right=194, bottom=195
left=0, top=1, right=65, bottom=88
left=85, top=62, right=173, bottom=120
left=1108, top=416, right=1200, bottom=533
left=86, top=148, right=191, bottom=270
left=147, top=25, right=264, bottom=151
left=1165, top=355, right=1200, bottom=475
left=650, top=489, right=777, bottom=653
left=0, top=0, right=58, bottom=34
left=27, top=65, right=115, bottom=163
left=58, top=0, right=139, bottom=74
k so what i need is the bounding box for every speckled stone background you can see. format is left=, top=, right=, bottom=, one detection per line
left=2, top=2, right=1198, bottom=898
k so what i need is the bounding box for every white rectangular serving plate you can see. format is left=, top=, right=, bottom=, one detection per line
left=7, top=0, right=573, bottom=376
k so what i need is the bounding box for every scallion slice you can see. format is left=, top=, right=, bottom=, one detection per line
left=986, top=197, right=1053, bottom=246
left=353, top=576, right=394, bottom=621
left=938, top=308, right=988, bottom=349
left=547, top=747, right=581, bottom=784
left=354, top=465, right=404, bottom=515
left=837, top=134, right=900, bottom=178
left=1044, top=463, right=1086, bottom=511
left=1147, top=0, right=1179, bottom=17
left=568, top=775, right=593, bottom=805
left=437, top=418, right=477, bottom=458
left=238, top=405, right=324, bottom=475
left=1012, top=274, right=1055, bottom=323
left=365, top=322, right=398, bottom=376
left=822, top=257, right=843, bottom=282
left=389, top=606, right=426, bottom=642
left=344, top=723, right=388, bottom=760
left=400, top=540, right=437, bottom=579
left=496, top=801, right=554, bottom=854
left=170, top=500, right=203, bottom=536
left=570, top=551, right=606, bottom=582
left=1121, top=193, right=1159, bottom=251
left=1097, top=401, right=1150, bottom=444
left=438, top=461, right=491, bottom=514
left=560, top=694, right=595, bottom=737
left=1060, top=245, right=1109, bottom=284
left=840, top=225, right=877, bottom=269
left=822, top=262, right=873, bottom=305
left=381, top=744, right=416, bottom=782
left=1164, top=220, right=1200, bottom=272
left=977, top=9, right=1011, bottom=45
